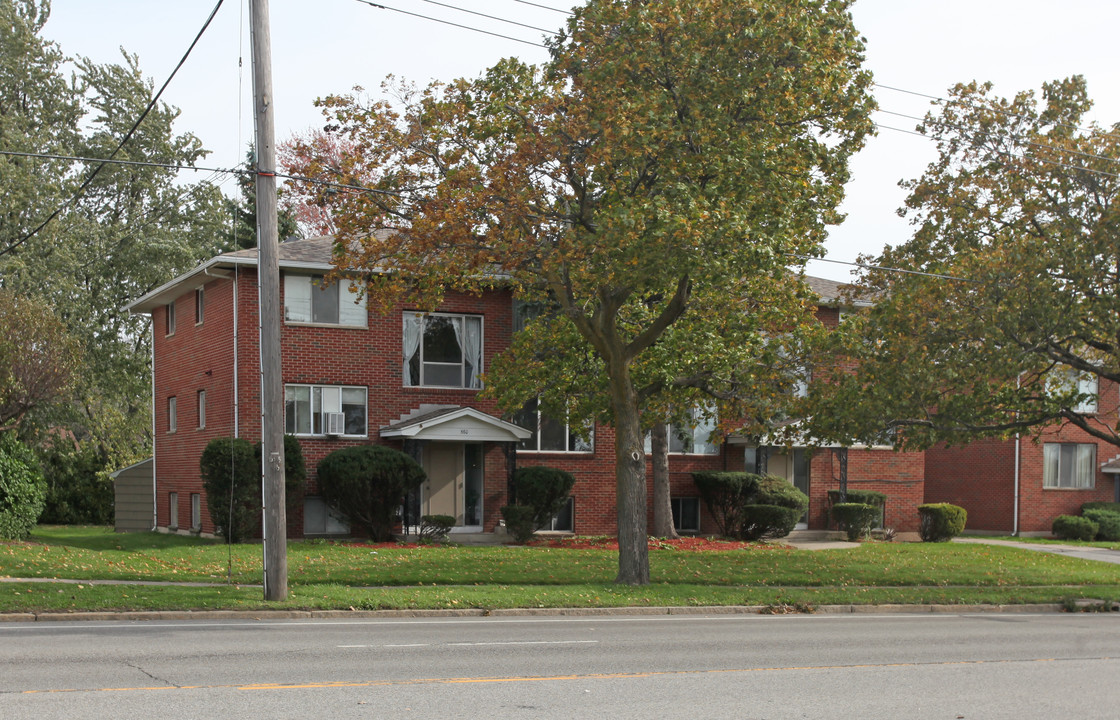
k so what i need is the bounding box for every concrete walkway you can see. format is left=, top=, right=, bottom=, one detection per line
left=954, top=537, right=1120, bottom=565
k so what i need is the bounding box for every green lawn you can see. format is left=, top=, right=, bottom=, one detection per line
left=2, top=525, right=1118, bottom=614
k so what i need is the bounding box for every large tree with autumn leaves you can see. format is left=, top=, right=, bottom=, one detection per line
left=804, top=77, right=1120, bottom=454
left=286, top=0, right=874, bottom=584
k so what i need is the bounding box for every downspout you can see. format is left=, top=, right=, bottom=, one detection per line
left=1013, top=433, right=1021, bottom=536
left=233, top=266, right=240, bottom=438
left=150, top=318, right=157, bottom=531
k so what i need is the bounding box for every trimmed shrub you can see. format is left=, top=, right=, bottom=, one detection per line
left=0, top=435, right=47, bottom=540
left=317, top=444, right=427, bottom=542
left=752, top=475, right=809, bottom=511
left=832, top=503, right=878, bottom=541
left=918, top=503, right=967, bottom=542
left=200, top=437, right=258, bottom=542
left=512, top=466, right=576, bottom=529
left=1082, top=502, right=1120, bottom=516
left=740, top=504, right=802, bottom=541
left=1053, top=514, right=1099, bottom=541
left=419, top=514, right=455, bottom=543
left=255, top=434, right=308, bottom=511
left=828, top=489, right=886, bottom=529
left=1082, top=509, right=1120, bottom=542
left=693, top=471, right=760, bottom=537
left=501, top=505, right=537, bottom=543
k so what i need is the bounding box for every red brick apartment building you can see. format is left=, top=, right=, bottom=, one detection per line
left=125, top=238, right=938, bottom=539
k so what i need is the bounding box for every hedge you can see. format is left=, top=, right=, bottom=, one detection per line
left=317, top=444, right=426, bottom=541
left=740, top=504, right=802, bottom=541
left=1082, top=509, right=1120, bottom=542
left=917, top=503, right=967, bottom=542
left=831, top=503, right=878, bottom=541
left=1053, top=514, right=1098, bottom=542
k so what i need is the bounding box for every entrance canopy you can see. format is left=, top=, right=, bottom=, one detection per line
left=380, top=405, right=531, bottom=443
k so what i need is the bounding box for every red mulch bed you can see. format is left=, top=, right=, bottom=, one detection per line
left=527, top=536, right=780, bottom=551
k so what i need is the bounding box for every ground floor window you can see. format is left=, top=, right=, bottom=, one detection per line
left=190, top=493, right=201, bottom=530
left=541, top=497, right=574, bottom=532
left=671, top=497, right=701, bottom=533
left=168, top=492, right=179, bottom=530
left=1043, top=443, right=1096, bottom=489
left=304, top=496, right=350, bottom=535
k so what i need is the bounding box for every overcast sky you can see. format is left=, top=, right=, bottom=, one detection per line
left=40, top=0, right=1120, bottom=282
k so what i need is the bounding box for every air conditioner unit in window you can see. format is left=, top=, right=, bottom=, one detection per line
left=325, top=412, right=346, bottom=436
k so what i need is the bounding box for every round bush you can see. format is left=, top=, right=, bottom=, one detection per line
left=918, top=503, right=967, bottom=542
left=832, top=502, right=878, bottom=541
left=513, top=466, right=576, bottom=528
left=740, top=504, right=801, bottom=541
left=255, top=434, right=308, bottom=512
left=1052, top=514, right=1098, bottom=541
left=500, top=504, right=537, bottom=543
left=693, top=471, right=760, bottom=537
left=0, top=435, right=47, bottom=540
left=200, top=437, right=258, bottom=542
left=317, top=444, right=426, bottom=541
left=752, top=475, right=809, bottom=511
left=1082, top=509, right=1120, bottom=541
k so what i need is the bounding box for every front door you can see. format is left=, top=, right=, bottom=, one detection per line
left=423, top=443, right=462, bottom=523
left=421, top=443, right=484, bottom=530
left=768, top=449, right=810, bottom=529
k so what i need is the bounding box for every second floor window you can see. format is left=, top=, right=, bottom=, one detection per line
left=403, top=313, right=483, bottom=389
left=511, top=398, right=593, bottom=453
left=285, top=384, right=367, bottom=436
left=284, top=274, right=367, bottom=326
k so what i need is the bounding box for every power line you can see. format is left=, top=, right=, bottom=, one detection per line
left=873, top=82, right=1120, bottom=144
left=353, top=0, right=547, bottom=47
left=874, top=122, right=1120, bottom=182
left=0, top=149, right=238, bottom=176
left=790, top=254, right=973, bottom=282
left=0, top=0, right=227, bottom=259
left=416, top=0, right=559, bottom=35
left=509, top=0, right=572, bottom=15
left=876, top=107, right=1120, bottom=170
left=2, top=1, right=227, bottom=257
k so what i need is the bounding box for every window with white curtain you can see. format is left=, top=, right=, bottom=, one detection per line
left=1043, top=443, right=1096, bottom=489
left=283, top=274, right=367, bottom=326
left=1046, top=368, right=1099, bottom=414
left=403, top=312, right=483, bottom=389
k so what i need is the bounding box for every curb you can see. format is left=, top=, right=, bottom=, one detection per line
left=0, top=603, right=1068, bottom=623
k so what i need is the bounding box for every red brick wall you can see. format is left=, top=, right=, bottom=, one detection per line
left=152, top=268, right=931, bottom=538
left=926, top=382, right=1120, bottom=533
left=806, top=447, right=925, bottom=532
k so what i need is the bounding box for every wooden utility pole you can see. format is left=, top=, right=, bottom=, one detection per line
left=249, top=0, right=287, bottom=601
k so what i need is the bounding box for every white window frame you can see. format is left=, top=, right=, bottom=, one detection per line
left=165, top=301, right=176, bottom=336
left=190, top=493, right=201, bottom=530
left=168, top=492, right=179, bottom=530
left=197, top=389, right=206, bottom=429
left=1043, top=443, right=1096, bottom=489
left=283, top=274, right=367, bottom=327
left=1046, top=368, right=1099, bottom=414
left=168, top=396, right=177, bottom=433
left=647, top=407, right=720, bottom=456
left=284, top=384, right=368, bottom=437
left=513, top=399, right=594, bottom=453
left=403, top=312, right=484, bottom=389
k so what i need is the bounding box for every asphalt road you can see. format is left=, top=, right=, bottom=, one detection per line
left=2, top=612, right=1117, bottom=719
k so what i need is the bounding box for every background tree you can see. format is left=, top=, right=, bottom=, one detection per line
left=1, top=4, right=229, bottom=506
left=0, top=289, right=79, bottom=432
left=807, top=76, right=1120, bottom=452
left=287, top=0, right=873, bottom=583
left=226, top=145, right=302, bottom=250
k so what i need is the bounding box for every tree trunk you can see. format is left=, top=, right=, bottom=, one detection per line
left=650, top=422, right=679, bottom=539
left=610, top=368, right=650, bottom=585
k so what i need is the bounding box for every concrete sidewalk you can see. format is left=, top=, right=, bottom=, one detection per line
left=955, top=537, right=1120, bottom=565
